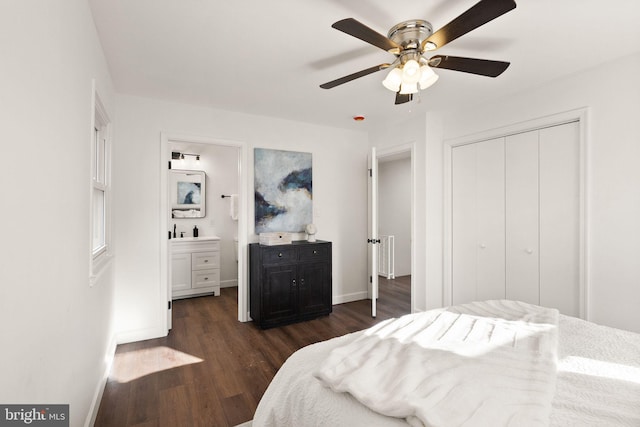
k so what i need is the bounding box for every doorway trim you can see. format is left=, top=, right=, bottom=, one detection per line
left=160, top=132, right=249, bottom=330
left=375, top=142, right=416, bottom=313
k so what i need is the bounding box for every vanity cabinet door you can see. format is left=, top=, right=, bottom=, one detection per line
left=171, top=253, right=192, bottom=292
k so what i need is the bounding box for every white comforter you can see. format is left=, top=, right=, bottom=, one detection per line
left=253, top=300, right=640, bottom=427
left=314, top=300, right=559, bottom=427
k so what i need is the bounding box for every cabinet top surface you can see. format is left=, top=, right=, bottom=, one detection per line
left=250, top=240, right=330, bottom=247
left=171, top=236, right=220, bottom=243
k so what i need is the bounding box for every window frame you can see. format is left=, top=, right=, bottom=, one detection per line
left=90, top=88, right=112, bottom=281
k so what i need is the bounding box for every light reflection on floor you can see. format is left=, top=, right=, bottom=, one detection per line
left=111, top=346, right=203, bottom=383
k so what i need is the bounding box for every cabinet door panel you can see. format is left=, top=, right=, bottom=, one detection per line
left=171, top=253, right=191, bottom=292
left=506, top=131, right=539, bottom=304
left=262, top=265, right=297, bottom=321
left=298, top=262, right=331, bottom=315
left=539, top=122, right=580, bottom=316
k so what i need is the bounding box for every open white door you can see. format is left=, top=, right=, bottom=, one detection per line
left=368, top=147, right=379, bottom=317
left=166, top=167, right=173, bottom=331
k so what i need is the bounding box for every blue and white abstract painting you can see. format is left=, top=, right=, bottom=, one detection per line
left=254, top=148, right=312, bottom=233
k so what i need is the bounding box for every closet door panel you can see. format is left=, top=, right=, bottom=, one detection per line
left=505, top=131, right=539, bottom=304
left=452, top=144, right=478, bottom=304
left=539, top=122, right=580, bottom=316
left=475, top=138, right=506, bottom=301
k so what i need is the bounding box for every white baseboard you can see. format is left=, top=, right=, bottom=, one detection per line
left=221, top=279, right=238, bottom=289
left=116, top=325, right=167, bottom=345
left=85, top=334, right=117, bottom=427
left=332, top=291, right=368, bottom=305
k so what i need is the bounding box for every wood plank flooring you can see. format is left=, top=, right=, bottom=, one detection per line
left=95, top=276, right=411, bottom=427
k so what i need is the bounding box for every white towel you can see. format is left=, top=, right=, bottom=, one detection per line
left=230, top=194, right=238, bottom=221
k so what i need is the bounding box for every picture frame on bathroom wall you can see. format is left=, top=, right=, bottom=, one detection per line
left=170, top=169, right=206, bottom=218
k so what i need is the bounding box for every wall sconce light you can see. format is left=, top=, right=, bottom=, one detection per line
left=171, top=151, right=201, bottom=165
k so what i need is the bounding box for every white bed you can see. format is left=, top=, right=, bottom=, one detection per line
left=253, top=300, right=640, bottom=427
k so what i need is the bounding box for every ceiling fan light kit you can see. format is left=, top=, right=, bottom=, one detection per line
left=320, top=0, right=516, bottom=105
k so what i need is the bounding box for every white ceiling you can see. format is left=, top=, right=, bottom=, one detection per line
left=88, top=0, right=640, bottom=130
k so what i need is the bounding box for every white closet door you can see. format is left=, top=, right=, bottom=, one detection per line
left=505, top=131, right=539, bottom=304
left=452, top=138, right=505, bottom=304
left=539, top=122, right=580, bottom=316
left=452, top=143, right=478, bottom=304
left=476, top=138, right=506, bottom=301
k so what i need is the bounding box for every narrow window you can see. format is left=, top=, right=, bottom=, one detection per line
left=91, top=91, right=111, bottom=273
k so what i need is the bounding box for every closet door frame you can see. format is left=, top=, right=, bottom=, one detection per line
left=443, top=108, right=589, bottom=319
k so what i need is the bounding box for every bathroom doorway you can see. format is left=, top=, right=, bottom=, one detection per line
left=160, top=133, right=247, bottom=331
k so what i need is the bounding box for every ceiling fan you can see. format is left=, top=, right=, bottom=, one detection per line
left=320, top=0, right=516, bottom=105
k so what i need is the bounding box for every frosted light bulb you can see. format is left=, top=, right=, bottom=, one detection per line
left=399, top=82, right=419, bottom=94
left=382, top=68, right=402, bottom=92
left=418, top=65, right=439, bottom=89
left=402, top=60, right=421, bottom=84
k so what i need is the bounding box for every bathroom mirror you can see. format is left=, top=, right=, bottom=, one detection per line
left=169, top=169, right=206, bottom=218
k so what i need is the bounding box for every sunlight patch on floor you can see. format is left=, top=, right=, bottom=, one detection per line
left=111, top=346, right=203, bottom=383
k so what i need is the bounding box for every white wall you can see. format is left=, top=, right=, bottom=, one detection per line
left=113, top=94, right=370, bottom=342
left=0, top=1, right=116, bottom=425
left=378, top=158, right=411, bottom=276
left=170, top=142, right=239, bottom=286
left=369, top=112, right=444, bottom=312
left=442, top=52, right=640, bottom=333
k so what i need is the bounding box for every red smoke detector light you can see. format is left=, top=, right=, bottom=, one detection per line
left=353, top=115, right=365, bottom=121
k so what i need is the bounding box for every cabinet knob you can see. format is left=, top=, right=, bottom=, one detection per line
left=204, top=259, right=209, bottom=263
left=292, top=279, right=297, bottom=286
left=300, top=278, right=305, bottom=285
left=204, top=277, right=209, bottom=280
left=526, top=248, right=534, bottom=254
left=479, top=244, right=486, bottom=249
left=313, top=250, right=318, bottom=254
left=278, top=253, right=283, bottom=257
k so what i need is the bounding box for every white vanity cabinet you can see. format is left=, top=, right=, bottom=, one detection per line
left=171, top=237, right=221, bottom=299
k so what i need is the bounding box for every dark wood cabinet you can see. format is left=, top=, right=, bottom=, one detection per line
left=249, top=240, right=332, bottom=328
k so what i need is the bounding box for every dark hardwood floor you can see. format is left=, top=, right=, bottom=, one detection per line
left=95, top=276, right=410, bottom=427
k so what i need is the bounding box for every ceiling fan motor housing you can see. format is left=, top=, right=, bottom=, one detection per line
left=387, top=20, right=433, bottom=51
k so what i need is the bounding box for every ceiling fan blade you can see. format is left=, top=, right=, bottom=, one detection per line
left=422, top=0, right=516, bottom=51
left=332, top=18, right=401, bottom=53
left=320, top=64, right=389, bottom=89
left=429, top=55, right=510, bottom=77
left=395, top=93, right=413, bottom=105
